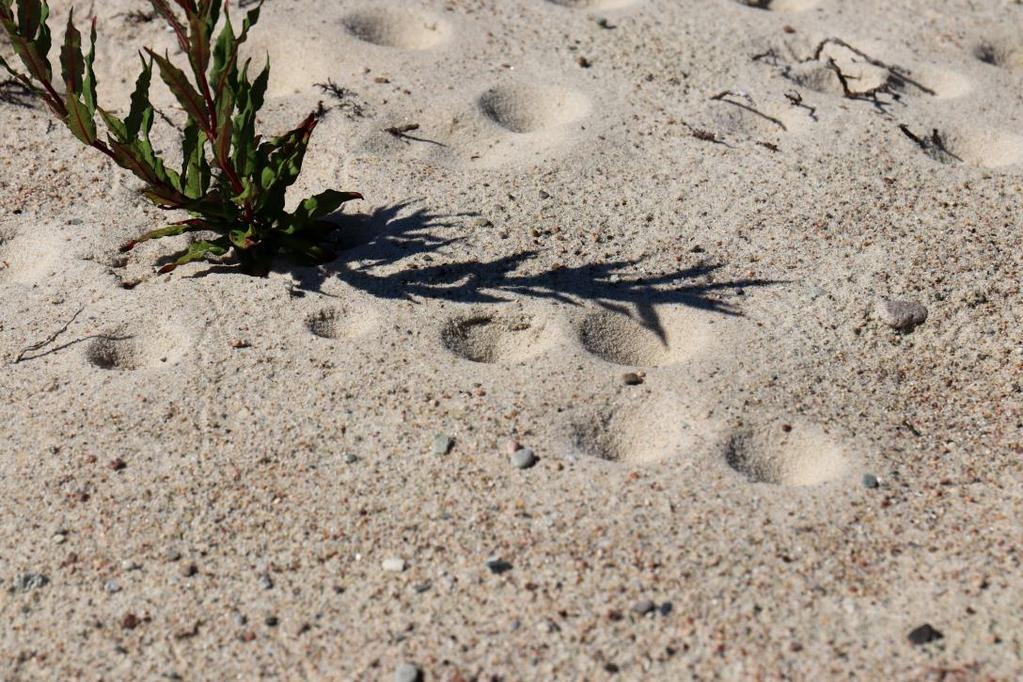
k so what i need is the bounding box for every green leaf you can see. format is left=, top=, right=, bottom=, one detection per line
left=59, top=9, right=83, bottom=94
left=124, top=55, right=153, bottom=140
left=295, top=190, right=363, bottom=222
left=254, top=113, right=317, bottom=214
left=82, top=18, right=98, bottom=115
left=65, top=91, right=96, bottom=144
left=135, top=219, right=209, bottom=244
left=209, top=7, right=235, bottom=90
left=147, top=49, right=210, bottom=132
left=159, top=238, right=231, bottom=273
left=180, top=122, right=209, bottom=199
left=97, top=107, right=127, bottom=141
left=214, top=85, right=234, bottom=165
left=187, top=6, right=211, bottom=86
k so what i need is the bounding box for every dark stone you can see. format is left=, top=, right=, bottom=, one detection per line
left=908, top=623, right=943, bottom=644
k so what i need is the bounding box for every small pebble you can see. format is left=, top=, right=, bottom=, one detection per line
left=504, top=440, right=522, bottom=456
left=907, top=623, right=943, bottom=645
left=121, top=613, right=140, bottom=630
left=382, top=558, right=407, bottom=572
left=432, top=433, right=454, bottom=456
left=659, top=602, right=673, bottom=616
left=862, top=473, right=880, bottom=489
left=485, top=557, right=513, bottom=575
left=264, top=615, right=279, bottom=628
left=395, top=662, right=423, bottom=682
left=622, top=372, right=644, bottom=386
left=511, top=448, right=538, bottom=470
left=344, top=453, right=360, bottom=464
left=631, top=599, right=656, bottom=616
left=165, top=548, right=182, bottom=562
left=14, top=573, right=49, bottom=593
left=876, top=299, right=928, bottom=332
left=52, top=532, right=67, bottom=545
left=181, top=562, right=198, bottom=578
left=104, top=580, right=121, bottom=594
left=108, top=458, right=127, bottom=471
left=259, top=573, right=274, bottom=590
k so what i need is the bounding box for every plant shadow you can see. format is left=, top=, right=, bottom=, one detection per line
left=286, top=200, right=780, bottom=342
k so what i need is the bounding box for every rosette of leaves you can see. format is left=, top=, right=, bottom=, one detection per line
left=0, top=0, right=362, bottom=275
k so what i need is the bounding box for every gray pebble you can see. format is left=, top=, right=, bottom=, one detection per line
left=485, top=557, right=513, bottom=575
left=259, top=573, right=274, bottom=590
left=165, top=548, right=182, bottom=562
left=14, top=573, right=49, bottom=593
left=344, top=453, right=360, bottom=464
left=511, top=448, right=538, bottom=469
left=631, top=599, right=656, bottom=615
left=876, top=299, right=928, bottom=331
left=862, top=473, right=880, bottom=489
left=432, top=433, right=454, bottom=456
left=104, top=580, right=121, bottom=594
left=395, top=662, right=423, bottom=682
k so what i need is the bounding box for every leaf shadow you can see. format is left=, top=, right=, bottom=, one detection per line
left=287, top=200, right=782, bottom=342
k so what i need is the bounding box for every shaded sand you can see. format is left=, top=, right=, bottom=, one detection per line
left=1, top=0, right=1023, bottom=679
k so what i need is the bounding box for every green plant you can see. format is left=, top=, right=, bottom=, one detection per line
left=0, top=0, right=362, bottom=275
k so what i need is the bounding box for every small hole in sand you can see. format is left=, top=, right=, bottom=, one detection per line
left=911, top=128, right=1023, bottom=169
left=973, top=39, right=1023, bottom=70
left=84, top=324, right=188, bottom=371
left=305, top=307, right=374, bottom=340
left=577, top=310, right=678, bottom=367
left=723, top=422, right=850, bottom=486
left=441, top=312, right=554, bottom=364
left=478, top=84, right=590, bottom=134
left=731, top=0, right=819, bottom=11
left=342, top=9, right=450, bottom=50
left=569, top=398, right=710, bottom=465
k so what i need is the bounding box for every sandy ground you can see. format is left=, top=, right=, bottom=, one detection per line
left=1, top=0, right=1022, bottom=679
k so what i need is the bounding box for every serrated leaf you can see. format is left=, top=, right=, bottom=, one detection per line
left=135, top=219, right=210, bottom=244
left=180, top=122, right=209, bottom=199
left=147, top=48, right=209, bottom=132
left=97, top=107, right=127, bottom=141
left=17, top=0, right=40, bottom=38
left=159, top=238, right=231, bottom=273
left=254, top=113, right=317, bottom=214
left=65, top=91, right=96, bottom=144
left=295, top=190, right=363, bottom=222
left=186, top=6, right=211, bottom=85
left=150, top=0, right=189, bottom=53
left=59, top=10, right=83, bottom=94
left=214, top=85, right=233, bottom=164
left=124, top=55, right=153, bottom=140
left=82, top=18, right=98, bottom=115
left=209, top=7, right=234, bottom=90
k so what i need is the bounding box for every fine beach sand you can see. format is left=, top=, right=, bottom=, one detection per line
left=1, top=0, right=1022, bottom=679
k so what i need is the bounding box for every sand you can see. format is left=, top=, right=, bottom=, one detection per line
left=1, top=0, right=1022, bottom=679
